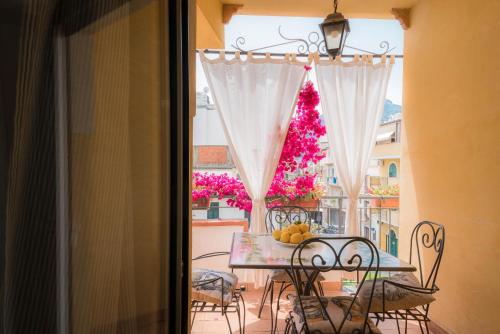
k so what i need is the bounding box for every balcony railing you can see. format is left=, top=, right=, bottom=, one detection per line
left=192, top=195, right=400, bottom=256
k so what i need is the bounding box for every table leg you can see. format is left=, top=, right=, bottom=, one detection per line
left=285, top=268, right=321, bottom=296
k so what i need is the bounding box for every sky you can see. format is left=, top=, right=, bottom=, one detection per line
left=196, top=15, right=404, bottom=105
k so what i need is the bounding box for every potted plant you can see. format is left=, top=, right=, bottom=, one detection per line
left=192, top=176, right=212, bottom=209
left=368, top=185, right=400, bottom=208
left=192, top=196, right=211, bottom=209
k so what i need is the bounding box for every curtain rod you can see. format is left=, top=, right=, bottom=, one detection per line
left=197, top=49, right=404, bottom=59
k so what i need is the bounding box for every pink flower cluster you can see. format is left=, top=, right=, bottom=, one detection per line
left=192, top=81, right=327, bottom=212
left=268, top=81, right=326, bottom=199
left=192, top=172, right=252, bottom=212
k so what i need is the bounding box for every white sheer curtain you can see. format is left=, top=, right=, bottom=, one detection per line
left=200, top=51, right=307, bottom=236
left=315, top=55, right=393, bottom=236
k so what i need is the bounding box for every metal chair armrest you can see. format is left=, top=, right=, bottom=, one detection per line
left=192, top=251, right=230, bottom=261
left=192, top=276, right=223, bottom=289
left=383, top=279, right=439, bottom=295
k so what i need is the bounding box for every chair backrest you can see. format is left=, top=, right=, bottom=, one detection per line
left=265, top=205, right=311, bottom=232
left=290, top=236, right=380, bottom=334
left=409, top=221, right=445, bottom=290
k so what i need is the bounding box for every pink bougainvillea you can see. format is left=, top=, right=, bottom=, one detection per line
left=192, top=80, right=326, bottom=212
left=192, top=172, right=252, bottom=211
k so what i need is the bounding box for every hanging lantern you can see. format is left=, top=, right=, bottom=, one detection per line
left=319, top=0, right=350, bottom=57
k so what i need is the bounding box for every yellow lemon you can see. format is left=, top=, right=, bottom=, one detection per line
left=299, top=223, right=309, bottom=233
left=302, top=231, right=313, bottom=240
left=287, top=224, right=300, bottom=235
left=280, top=231, right=291, bottom=243
left=272, top=230, right=282, bottom=241
left=290, top=233, right=304, bottom=244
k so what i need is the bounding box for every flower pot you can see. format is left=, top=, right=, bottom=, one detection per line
left=192, top=197, right=211, bottom=209
left=289, top=198, right=320, bottom=209
left=370, top=198, right=399, bottom=208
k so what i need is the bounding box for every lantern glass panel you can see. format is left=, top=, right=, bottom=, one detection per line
left=323, top=22, right=344, bottom=51
left=340, top=22, right=350, bottom=53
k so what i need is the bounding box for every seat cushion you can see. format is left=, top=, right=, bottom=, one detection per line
left=289, top=295, right=381, bottom=334
left=359, top=272, right=436, bottom=313
left=191, top=268, right=238, bottom=306
left=270, top=269, right=325, bottom=282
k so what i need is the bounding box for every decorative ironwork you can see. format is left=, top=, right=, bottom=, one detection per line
left=288, top=236, right=380, bottom=334
left=265, top=205, right=311, bottom=232
left=372, top=221, right=445, bottom=334
left=231, top=25, right=396, bottom=56
left=410, top=221, right=445, bottom=289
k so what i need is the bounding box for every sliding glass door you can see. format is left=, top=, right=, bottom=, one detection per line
left=63, top=2, right=167, bottom=333
left=0, top=0, right=191, bottom=332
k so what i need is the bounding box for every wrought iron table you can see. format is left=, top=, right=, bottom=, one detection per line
left=228, top=232, right=416, bottom=333
left=228, top=232, right=416, bottom=272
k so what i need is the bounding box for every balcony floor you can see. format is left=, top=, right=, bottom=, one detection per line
left=191, top=288, right=434, bottom=334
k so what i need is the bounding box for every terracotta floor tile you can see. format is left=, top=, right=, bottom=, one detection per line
left=190, top=288, right=433, bottom=334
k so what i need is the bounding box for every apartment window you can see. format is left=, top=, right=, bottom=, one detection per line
left=389, top=163, right=398, bottom=178
left=310, top=211, right=323, bottom=225
left=364, top=226, right=370, bottom=239
left=207, top=202, right=220, bottom=219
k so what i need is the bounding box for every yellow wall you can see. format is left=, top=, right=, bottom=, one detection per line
left=219, top=0, right=417, bottom=18
left=400, top=0, right=500, bottom=332
left=196, top=0, right=224, bottom=49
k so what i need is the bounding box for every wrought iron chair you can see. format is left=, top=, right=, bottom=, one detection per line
left=359, top=221, right=445, bottom=334
left=191, top=251, right=246, bottom=334
left=257, top=206, right=325, bottom=332
left=285, top=236, right=381, bottom=334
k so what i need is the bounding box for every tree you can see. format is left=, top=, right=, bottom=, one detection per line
left=192, top=79, right=326, bottom=212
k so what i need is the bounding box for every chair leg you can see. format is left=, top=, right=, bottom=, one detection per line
left=395, top=312, right=401, bottom=334
left=270, top=281, right=274, bottom=334
left=423, top=305, right=431, bottom=334
left=236, top=303, right=243, bottom=334
left=240, top=293, right=247, bottom=334
left=224, top=308, right=232, bottom=334
left=404, top=310, right=409, bottom=334
left=257, top=275, right=271, bottom=318
left=418, top=319, right=425, bottom=334
left=273, top=282, right=289, bottom=334
left=190, top=302, right=198, bottom=330
left=424, top=320, right=430, bottom=334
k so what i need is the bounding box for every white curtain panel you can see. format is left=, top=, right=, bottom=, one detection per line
left=315, top=55, right=393, bottom=236
left=200, top=51, right=307, bottom=235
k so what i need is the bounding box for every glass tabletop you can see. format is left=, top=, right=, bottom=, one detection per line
left=228, top=232, right=415, bottom=272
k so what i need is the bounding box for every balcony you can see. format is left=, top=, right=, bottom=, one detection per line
left=189, top=1, right=499, bottom=333
left=191, top=196, right=438, bottom=334
left=192, top=194, right=400, bottom=259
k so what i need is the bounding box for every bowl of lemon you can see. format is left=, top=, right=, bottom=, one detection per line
left=272, top=222, right=314, bottom=246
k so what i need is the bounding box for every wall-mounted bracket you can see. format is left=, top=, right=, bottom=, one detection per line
left=223, top=4, right=243, bottom=24
left=391, top=8, right=411, bottom=30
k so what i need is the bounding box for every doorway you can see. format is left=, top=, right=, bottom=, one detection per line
left=0, top=0, right=192, bottom=332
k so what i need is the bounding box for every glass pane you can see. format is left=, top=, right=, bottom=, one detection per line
left=323, top=23, right=343, bottom=50
left=66, top=1, right=166, bottom=332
